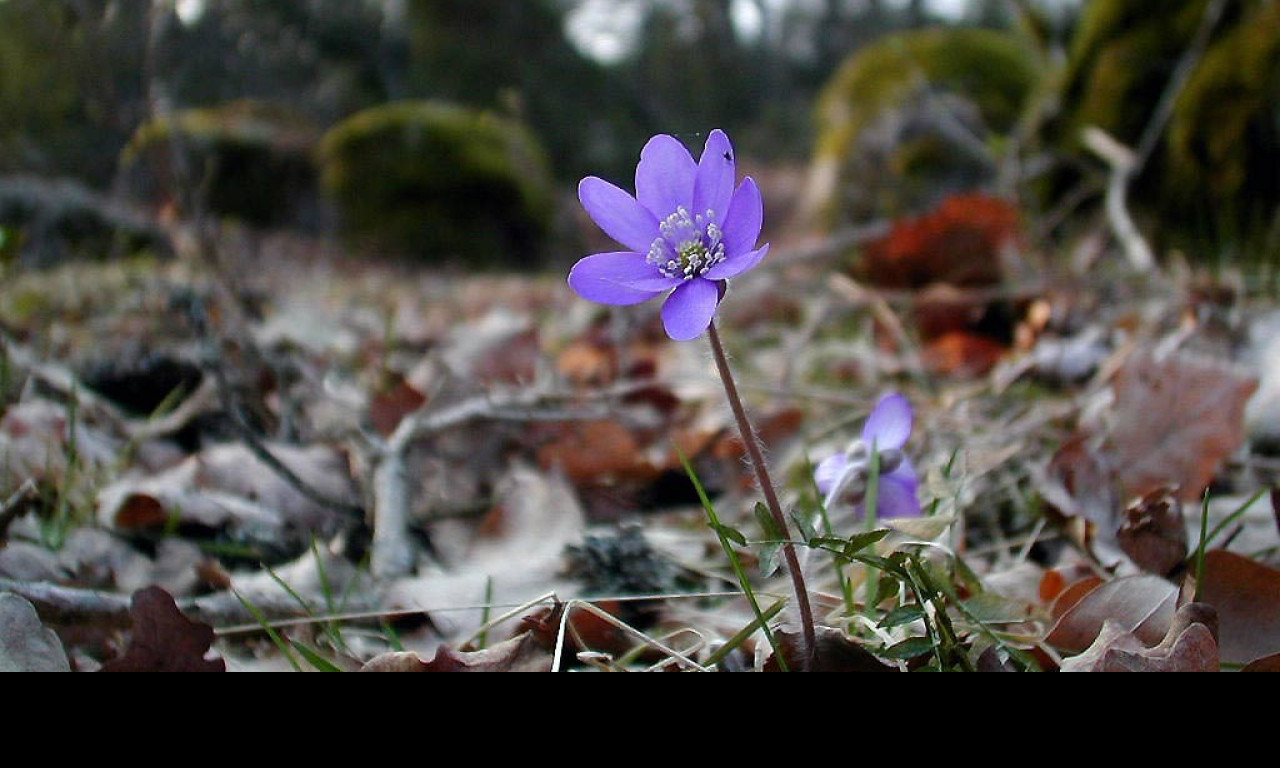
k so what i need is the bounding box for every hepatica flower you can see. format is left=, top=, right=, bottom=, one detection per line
left=568, top=130, right=770, bottom=341
left=815, top=393, right=921, bottom=519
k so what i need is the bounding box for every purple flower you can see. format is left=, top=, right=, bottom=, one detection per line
left=814, top=393, right=921, bottom=519
left=568, top=130, right=770, bottom=341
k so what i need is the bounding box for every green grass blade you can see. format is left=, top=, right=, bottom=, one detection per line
left=233, top=589, right=303, bottom=672
left=677, top=446, right=789, bottom=672
left=704, top=599, right=787, bottom=669
left=289, top=639, right=344, bottom=672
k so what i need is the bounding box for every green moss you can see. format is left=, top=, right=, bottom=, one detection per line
left=1049, top=0, right=1280, bottom=259
left=810, top=27, right=1042, bottom=224
left=1167, top=2, right=1280, bottom=205
left=121, top=100, right=321, bottom=228
left=318, top=100, right=554, bottom=266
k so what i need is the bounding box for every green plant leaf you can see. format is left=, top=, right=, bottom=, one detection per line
left=759, top=541, right=784, bottom=578
left=879, top=603, right=927, bottom=629
left=879, top=636, right=936, bottom=661
left=754, top=501, right=786, bottom=542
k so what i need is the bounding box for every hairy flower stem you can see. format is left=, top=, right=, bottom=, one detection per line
left=708, top=321, right=817, bottom=670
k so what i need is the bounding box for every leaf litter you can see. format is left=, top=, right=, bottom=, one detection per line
left=2, top=198, right=1279, bottom=672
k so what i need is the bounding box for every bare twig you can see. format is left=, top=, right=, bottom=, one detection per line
left=1082, top=127, right=1155, bottom=272
left=1079, top=0, right=1228, bottom=273
left=0, top=577, right=319, bottom=630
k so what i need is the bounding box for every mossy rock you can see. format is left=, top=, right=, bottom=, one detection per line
left=1049, top=0, right=1280, bottom=256
left=804, top=27, right=1042, bottom=226
left=121, top=100, right=321, bottom=228
left=318, top=101, right=554, bottom=266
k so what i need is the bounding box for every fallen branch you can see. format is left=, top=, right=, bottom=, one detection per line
left=1082, top=127, right=1155, bottom=272
left=0, top=578, right=323, bottom=631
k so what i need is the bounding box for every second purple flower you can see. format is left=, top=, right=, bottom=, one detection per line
left=568, top=130, right=771, bottom=341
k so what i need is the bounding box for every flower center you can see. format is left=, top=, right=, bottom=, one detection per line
left=647, top=207, right=726, bottom=280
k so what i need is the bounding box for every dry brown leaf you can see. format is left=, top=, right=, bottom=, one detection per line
left=1045, top=574, right=1178, bottom=653
left=360, top=632, right=550, bottom=673
left=556, top=338, right=618, bottom=387
left=1107, top=351, right=1258, bottom=500
left=1039, top=564, right=1099, bottom=604
left=1040, top=433, right=1117, bottom=528
left=858, top=193, right=1018, bottom=290
left=1193, top=550, right=1280, bottom=666
left=369, top=377, right=427, bottom=437
left=1060, top=603, right=1219, bottom=672
left=1115, top=487, right=1187, bottom=576
left=521, top=600, right=633, bottom=658
left=97, top=442, right=357, bottom=550
left=1241, top=653, right=1280, bottom=672
left=921, top=331, right=1008, bottom=378
left=0, top=593, right=71, bottom=672
left=1048, top=575, right=1105, bottom=621
left=99, top=586, right=225, bottom=673
left=535, top=419, right=656, bottom=485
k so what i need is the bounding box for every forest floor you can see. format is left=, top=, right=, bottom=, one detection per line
left=2, top=192, right=1279, bottom=672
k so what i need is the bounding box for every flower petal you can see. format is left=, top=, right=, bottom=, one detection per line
left=721, top=177, right=763, bottom=257
left=874, top=461, right=922, bottom=519
left=660, top=277, right=720, bottom=341
left=702, top=243, right=769, bottom=281
left=579, top=177, right=659, bottom=254
left=814, top=453, right=849, bottom=496
left=568, top=251, right=666, bottom=306
left=635, top=135, right=696, bottom=220
left=863, top=393, right=913, bottom=450
left=693, top=130, right=736, bottom=220
left=619, top=274, right=684, bottom=292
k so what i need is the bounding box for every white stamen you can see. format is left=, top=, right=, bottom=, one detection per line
left=646, top=207, right=726, bottom=280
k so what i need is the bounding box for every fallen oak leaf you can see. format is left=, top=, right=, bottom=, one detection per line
left=1190, top=550, right=1280, bottom=666
left=360, top=632, right=550, bottom=673
left=1047, top=574, right=1105, bottom=622
left=1045, top=574, right=1178, bottom=654
left=1107, top=351, right=1257, bottom=501
left=1060, top=603, right=1219, bottom=672
left=1115, top=486, right=1187, bottom=577
left=1241, top=654, right=1280, bottom=672
left=99, top=586, right=225, bottom=673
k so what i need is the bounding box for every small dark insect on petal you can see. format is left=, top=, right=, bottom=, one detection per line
left=723, top=151, right=733, bottom=162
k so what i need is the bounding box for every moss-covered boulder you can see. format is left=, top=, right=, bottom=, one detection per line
left=318, top=101, right=554, bottom=266
left=120, top=100, right=321, bottom=228
left=802, top=27, right=1042, bottom=227
left=1048, top=0, right=1280, bottom=255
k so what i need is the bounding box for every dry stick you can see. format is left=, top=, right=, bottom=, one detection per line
left=707, top=321, right=817, bottom=670
left=1082, top=0, right=1227, bottom=273
left=0, top=577, right=308, bottom=630
left=1082, top=127, right=1154, bottom=272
